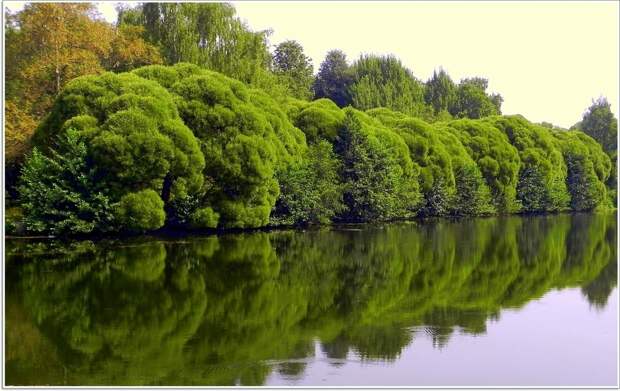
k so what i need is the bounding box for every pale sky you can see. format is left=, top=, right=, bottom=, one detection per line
left=5, top=1, right=619, bottom=128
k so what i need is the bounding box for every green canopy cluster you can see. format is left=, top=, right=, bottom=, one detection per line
left=16, top=64, right=612, bottom=234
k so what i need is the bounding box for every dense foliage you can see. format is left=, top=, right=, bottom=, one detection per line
left=11, top=62, right=613, bottom=235
left=133, top=63, right=307, bottom=228
left=4, top=3, right=161, bottom=196
left=5, top=2, right=616, bottom=235
left=348, top=55, right=429, bottom=119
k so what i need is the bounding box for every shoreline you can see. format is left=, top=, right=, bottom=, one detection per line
left=5, top=208, right=616, bottom=243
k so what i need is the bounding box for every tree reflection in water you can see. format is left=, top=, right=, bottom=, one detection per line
left=5, top=213, right=617, bottom=386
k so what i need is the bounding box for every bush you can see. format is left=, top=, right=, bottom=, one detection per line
left=18, top=130, right=115, bottom=235
left=335, top=109, right=421, bottom=221
left=115, top=189, right=166, bottom=232
left=136, top=63, right=307, bottom=228
left=31, top=70, right=205, bottom=210
left=191, top=207, right=220, bottom=229
left=554, top=131, right=611, bottom=211
left=271, top=141, right=345, bottom=225
left=486, top=115, right=570, bottom=212
left=441, top=119, right=521, bottom=212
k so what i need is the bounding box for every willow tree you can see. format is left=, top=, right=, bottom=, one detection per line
left=134, top=63, right=307, bottom=228
left=122, top=3, right=272, bottom=85
left=486, top=115, right=570, bottom=212
left=22, top=71, right=205, bottom=233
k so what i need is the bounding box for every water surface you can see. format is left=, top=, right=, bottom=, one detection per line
left=5, top=213, right=618, bottom=386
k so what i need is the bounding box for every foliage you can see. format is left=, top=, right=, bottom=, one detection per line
left=18, top=130, right=114, bottom=235
left=122, top=3, right=271, bottom=85
left=272, top=40, right=314, bottom=100
left=115, top=189, right=166, bottom=232
left=451, top=78, right=501, bottom=119
left=348, top=55, right=429, bottom=118
left=5, top=101, right=38, bottom=198
left=554, top=131, right=611, bottom=211
left=440, top=119, right=521, bottom=212
left=424, top=68, right=456, bottom=116
left=288, top=98, right=346, bottom=143
left=271, top=141, right=345, bottom=225
left=5, top=3, right=113, bottom=117
left=4, top=3, right=164, bottom=196
left=190, top=207, right=220, bottom=229
left=10, top=57, right=615, bottom=234
left=313, top=50, right=352, bottom=107
left=26, top=71, right=205, bottom=233
left=335, top=109, right=421, bottom=221
left=575, top=97, right=618, bottom=155
left=486, top=115, right=570, bottom=212
left=136, top=63, right=307, bottom=228
left=104, top=25, right=163, bottom=72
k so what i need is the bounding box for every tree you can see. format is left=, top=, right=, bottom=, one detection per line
left=487, top=115, right=570, bottom=212
left=134, top=63, right=307, bottom=228
left=554, top=131, right=611, bottom=211
left=272, top=40, right=314, bottom=100
left=115, top=189, right=166, bottom=232
left=442, top=119, right=521, bottom=212
left=104, top=25, right=163, bottom=72
left=313, top=50, right=352, bottom=107
left=28, top=70, right=206, bottom=232
left=18, top=130, right=114, bottom=234
left=271, top=141, right=345, bottom=225
left=348, top=55, right=428, bottom=118
left=335, top=109, right=421, bottom=221
left=7, top=3, right=113, bottom=117
left=4, top=3, right=163, bottom=196
left=424, top=68, right=456, bottom=115
left=451, top=77, right=502, bottom=119
left=123, top=3, right=271, bottom=85
left=5, top=102, right=37, bottom=198
left=577, top=97, right=618, bottom=155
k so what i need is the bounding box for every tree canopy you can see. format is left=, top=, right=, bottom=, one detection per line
left=4, top=2, right=616, bottom=235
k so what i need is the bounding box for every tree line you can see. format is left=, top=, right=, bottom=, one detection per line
left=4, top=2, right=617, bottom=235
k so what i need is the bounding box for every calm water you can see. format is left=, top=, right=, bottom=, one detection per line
left=4, top=213, right=618, bottom=386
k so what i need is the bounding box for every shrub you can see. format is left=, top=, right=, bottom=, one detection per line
left=115, top=189, right=166, bottom=232
left=31, top=70, right=205, bottom=210
left=271, top=141, right=345, bottom=225
left=18, top=130, right=115, bottom=235
left=191, top=207, right=220, bottom=229
left=335, top=109, right=421, bottom=221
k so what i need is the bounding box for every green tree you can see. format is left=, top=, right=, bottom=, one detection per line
left=348, top=55, right=428, bottom=118
left=134, top=63, right=307, bottom=228
left=115, top=189, right=166, bottom=232
left=441, top=119, right=521, bottom=212
left=18, top=130, right=114, bottom=234
left=271, top=141, right=345, bottom=225
left=124, top=3, right=271, bottom=85
left=576, top=97, right=617, bottom=155
left=451, top=78, right=501, bottom=119
left=487, top=115, right=570, bottom=212
left=272, top=40, right=314, bottom=100
left=28, top=71, right=205, bottom=232
left=424, top=68, right=456, bottom=116
left=313, top=49, right=352, bottom=107
left=335, top=109, right=421, bottom=221
left=554, top=131, right=611, bottom=211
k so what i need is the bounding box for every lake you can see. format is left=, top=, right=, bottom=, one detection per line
left=4, top=213, right=618, bottom=386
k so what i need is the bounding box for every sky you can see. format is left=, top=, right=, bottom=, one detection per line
left=5, top=1, right=619, bottom=128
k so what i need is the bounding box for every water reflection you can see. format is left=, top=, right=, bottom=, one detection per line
left=5, top=213, right=617, bottom=386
